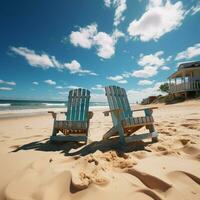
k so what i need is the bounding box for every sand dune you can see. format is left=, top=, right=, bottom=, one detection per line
left=0, top=100, right=200, bottom=200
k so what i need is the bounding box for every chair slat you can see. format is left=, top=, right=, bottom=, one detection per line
left=105, top=86, right=132, bottom=125
left=67, top=90, right=72, bottom=120
left=66, top=88, right=90, bottom=122
left=84, top=89, right=90, bottom=121
left=79, top=89, right=85, bottom=121
left=106, top=86, right=119, bottom=126
left=75, top=88, right=81, bottom=121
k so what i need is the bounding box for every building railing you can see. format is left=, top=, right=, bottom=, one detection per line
left=169, top=80, right=200, bottom=93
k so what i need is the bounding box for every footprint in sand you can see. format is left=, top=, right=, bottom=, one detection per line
left=169, top=127, right=177, bottom=132
left=190, top=113, right=199, bottom=115
left=160, top=131, right=172, bottom=136
left=157, top=145, right=168, bottom=151
left=167, top=171, right=200, bottom=185
left=166, top=125, right=175, bottom=128
left=181, top=145, right=200, bottom=155
left=166, top=171, right=200, bottom=199
left=137, top=189, right=163, bottom=200
left=179, top=139, right=190, bottom=145
left=125, top=168, right=172, bottom=192
left=181, top=123, right=199, bottom=130
left=3, top=136, right=10, bottom=139
left=186, top=119, right=200, bottom=121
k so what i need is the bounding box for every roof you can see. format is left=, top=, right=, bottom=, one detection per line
left=178, top=61, right=200, bottom=70
left=168, top=61, right=200, bottom=79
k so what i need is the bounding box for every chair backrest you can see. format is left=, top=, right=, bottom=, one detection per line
left=105, top=85, right=132, bottom=126
left=66, top=88, right=90, bottom=122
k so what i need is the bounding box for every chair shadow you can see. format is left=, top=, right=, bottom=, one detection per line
left=12, top=137, right=153, bottom=157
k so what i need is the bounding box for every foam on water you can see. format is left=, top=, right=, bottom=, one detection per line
left=0, top=103, right=11, bottom=107
left=42, top=103, right=66, bottom=106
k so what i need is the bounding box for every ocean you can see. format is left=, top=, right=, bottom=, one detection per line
left=0, top=99, right=108, bottom=111
left=0, top=99, right=109, bottom=118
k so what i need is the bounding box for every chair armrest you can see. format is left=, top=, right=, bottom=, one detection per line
left=88, top=111, right=93, bottom=119
left=103, top=108, right=122, bottom=117
left=60, top=111, right=68, bottom=114
left=132, top=106, right=158, bottom=117
left=132, top=107, right=158, bottom=112
left=48, top=111, right=59, bottom=119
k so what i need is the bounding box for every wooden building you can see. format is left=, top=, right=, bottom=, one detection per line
left=168, top=61, right=200, bottom=98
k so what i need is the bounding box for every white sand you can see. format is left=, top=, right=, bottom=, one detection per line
left=0, top=100, right=200, bottom=200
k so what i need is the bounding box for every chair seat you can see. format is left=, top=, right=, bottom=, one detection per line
left=122, top=116, right=154, bottom=127
left=54, top=120, right=88, bottom=130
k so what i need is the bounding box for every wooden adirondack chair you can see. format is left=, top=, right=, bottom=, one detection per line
left=48, top=88, right=93, bottom=143
left=103, top=85, right=158, bottom=145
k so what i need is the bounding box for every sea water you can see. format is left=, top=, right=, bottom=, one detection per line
left=0, top=99, right=108, bottom=118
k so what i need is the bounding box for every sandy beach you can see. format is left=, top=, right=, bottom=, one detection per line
left=0, top=100, right=200, bottom=200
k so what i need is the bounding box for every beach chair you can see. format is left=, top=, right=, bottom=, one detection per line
left=103, top=85, right=158, bottom=145
left=48, top=88, right=93, bottom=143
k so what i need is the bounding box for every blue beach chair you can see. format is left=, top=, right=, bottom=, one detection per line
left=49, top=88, right=93, bottom=143
left=103, top=85, right=158, bottom=145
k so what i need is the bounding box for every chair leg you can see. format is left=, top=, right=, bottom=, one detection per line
left=117, top=124, right=126, bottom=146
left=103, top=126, right=118, bottom=139
left=152, top=136, right=158, bottom=143
left=52, top=128, right=58, bottom=136
left=148, top=124, right=158, bottom=142
left=144, top=109, right=158, bottom=143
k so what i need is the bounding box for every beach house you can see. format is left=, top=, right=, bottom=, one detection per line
left=168, top=61, right=200, bottom=98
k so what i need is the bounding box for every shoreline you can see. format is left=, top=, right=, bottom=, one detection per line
left=0, top=106, right=110, bottom=119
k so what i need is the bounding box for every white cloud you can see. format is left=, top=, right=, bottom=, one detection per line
left=166, top=55, right=172, bottom=61
left=147, top=0, right=163, bottom=9
left=58, top=91, right=68, bottom=96
left=69, top=24, right=97, bottom=49
left=132, top=66, right=158, bottom=78
left=121, top=71, right=132, bottom=78
left=127, top=82, right=164, bottom=102
left=117, top=79, right=127, bottom=84
left=0, top=87, right=13, bottom=91
left=32, top=81, right=39, bottom=85
left=132, top=51, right=166, bottom=78
left=138, top=79, right=154, bottom=85
left=94, top=32, right=115, bottom=59
left=128, top=0, right=186, bottom=41
left=10, top=47, right=60, bottom=69
left=0, top=79, right=16, bottom=86
left=69, top=24, right=123, bottom=59
left=104, top=0, right=127, bottom=27
left=104, top=0, right=112, bottom=7
left=138, top=51, right=165, bottom=67
left=67, top=85, right=79, bottom=89
left=91, top=84, right=104, bottom=91
left=175, top=43, right=200, bottom=61
left=113, top=0, right=127, bottom=27
left=55, top=86, right=64, bottom=89
left=190, top=4, right=200, bottom=15
left=11, top=46, right=97, bottom=75
left=64, top=60, right=97, bottom=75
left=161, top=66, right=170, bottom=70
left=107, top=75, right=127, bottom=84
left=108, top=51, right=169, bottom=80
left=44, top=80, right=56, bottom=85
left=91, top=93, right=107, bottom=102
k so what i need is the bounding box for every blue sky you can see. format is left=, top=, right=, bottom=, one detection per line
left=0, top=0, right=200, bottom=102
